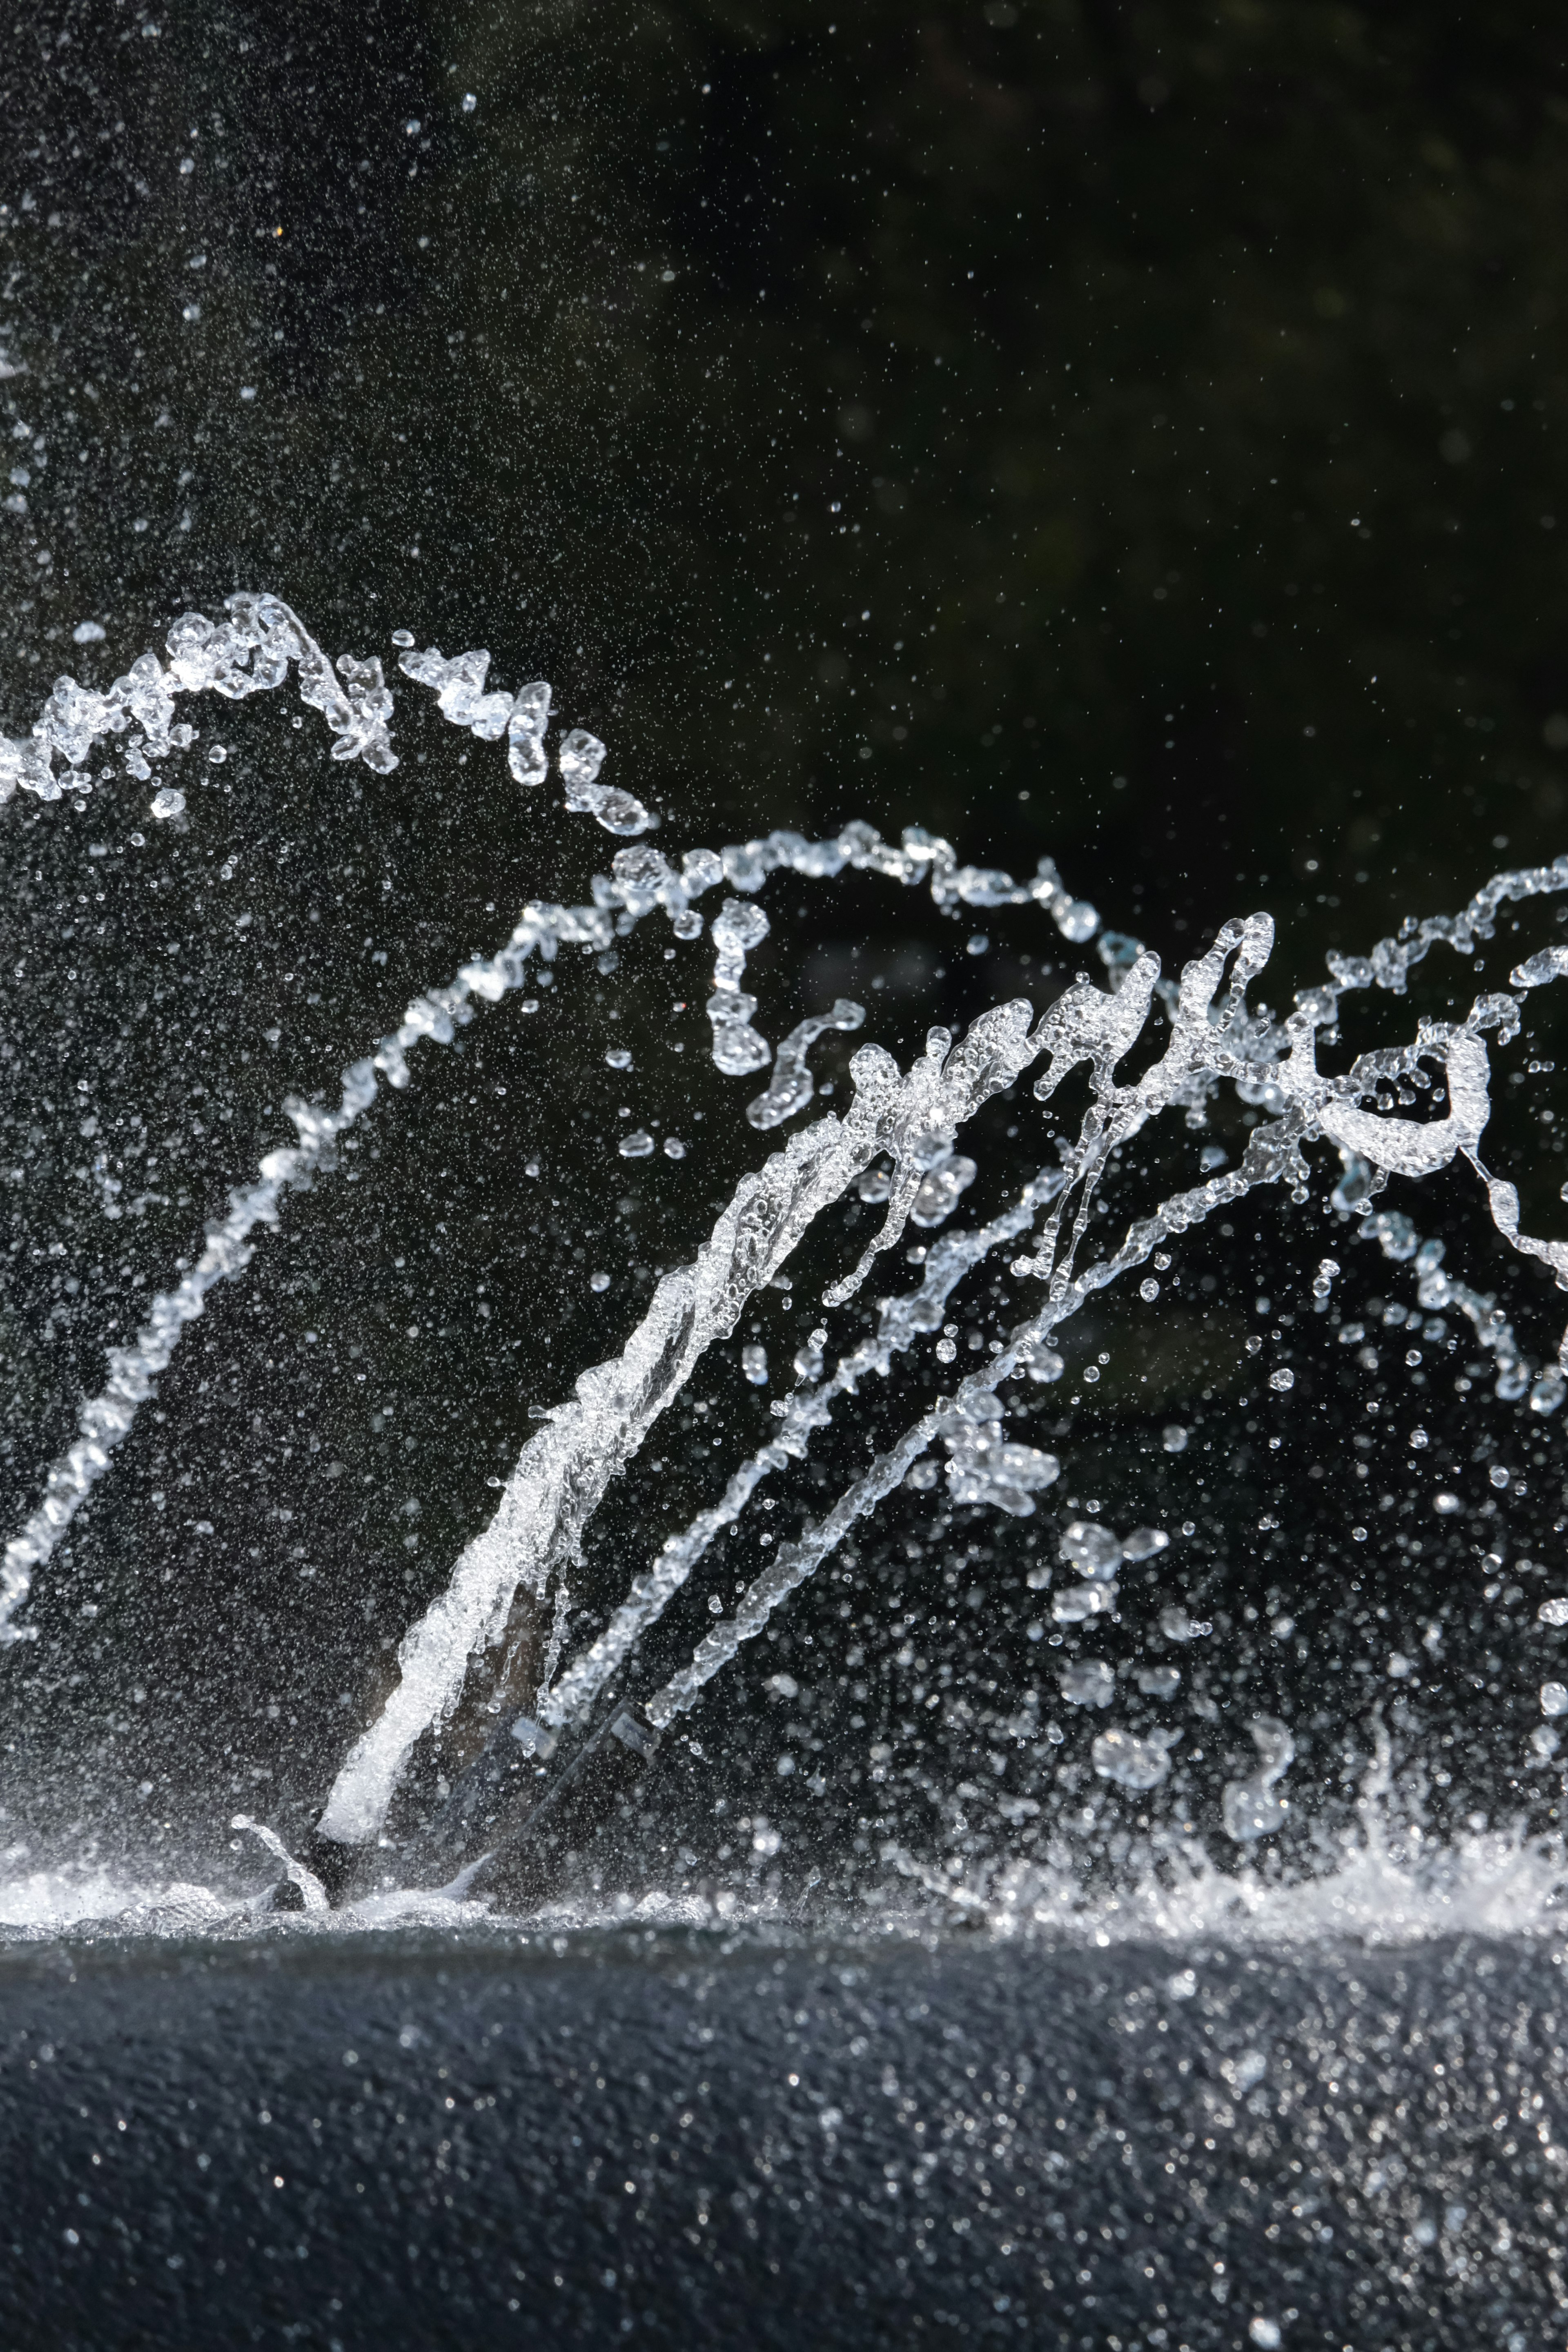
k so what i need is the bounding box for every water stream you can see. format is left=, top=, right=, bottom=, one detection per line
left=2, top=592, right=1566, bottom=1953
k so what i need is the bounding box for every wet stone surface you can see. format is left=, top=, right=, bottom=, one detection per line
left=0, top=1925, right=1562, bottom=2350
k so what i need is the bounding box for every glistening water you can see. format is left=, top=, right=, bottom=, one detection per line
left=4, top=9, right=1568, bottom=2346
left=0, top=596, right=1567, bottom=2352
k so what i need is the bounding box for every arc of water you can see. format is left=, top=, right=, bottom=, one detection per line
left=0, top=749, right=1107, bottom=1646
left=316, top=999, right=1047, bottom=1846
left=0, top=897, right=619, bottom=1644
left=0, top=593, right=398, bottom=806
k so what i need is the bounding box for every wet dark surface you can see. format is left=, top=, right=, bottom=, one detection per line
left=0, top=1925, right=1563, bottom=2350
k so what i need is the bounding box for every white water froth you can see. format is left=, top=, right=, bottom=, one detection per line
left=2, top=1806, right=1565, bottom=1953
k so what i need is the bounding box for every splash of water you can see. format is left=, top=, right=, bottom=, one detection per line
left=7, top=593, right=1568, bottom=1909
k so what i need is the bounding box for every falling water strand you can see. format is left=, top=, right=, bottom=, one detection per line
left=541, top=1163, right=1069, bottom=1731
left=394, top=644, right=653, bottom=833
left=633, top=905, right=1568, bottom=1731
left=318, top=1001, right=1046, bottom=1844
left=707, top=898, right=774, bottom=1075
left=0, top=874, right=705, bottom=1643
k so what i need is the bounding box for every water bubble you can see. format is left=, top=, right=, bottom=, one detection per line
left=1091, top=1725, right=1180, bottom=1789
left=1137, top=1664, right=1181, bottom=1698
left=1058, top=1659, right=1115, bottom=1708
left=1541, top=1682, right=1568, bottom=1719
left=462, top=92, right=477, bottom=112
left=1538, top=1597, right=1568, bottom=1626
left=1490, top=1464, right=1510, bottom=1488
left=1434, top=1492, right=1461, bottom=1514
left=1120, top=1526, right=1170, bottom=1562
left=604, top=1047, right=632, bottom=1069
left=618, top=1129, right=655, bottom=1158
left=207, top=744, right=228, bottom=765
left=1166, top=1968, right=1197, bottom=2000
left=71, top=620, right=105, bottom=645
left=663, top=1136, right=686, bottom=1159
left=742, top=1344, right=768, bottom=1386
left=149, top=787, right=185, bottom=820
left=1162, top=1423, right=1188, bottom=1452
left=590, top=1272, right=610, bottom=1293
left=1248, top=2324, right=1282, bottom=2351
left=1269, top=1367, right=1294, bottom=1392
left=1139, top=1278, right=1160, bottom=1302
left=1160, top=1606, right=1211, bottom=1643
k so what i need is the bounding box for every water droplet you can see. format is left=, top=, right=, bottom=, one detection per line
left=1058, top=1659, right=1115, bottom=1708
left=1140, top=1278, right=1160, bottom=1302
left=1541, top=1682, right=1568, bottom=1719
left=618, top=1129, right=655, bottom=1159
left=1159, top=1607, right=1210, bottom=1643
left=1058, top=1520, right=1120, bottom=1578
left=1221, top=1716, right=1294, bottom=1841
left=1092, top=1725, right=1180, bottom=1788
left=1269, top=1367, right=1294, bottom=1392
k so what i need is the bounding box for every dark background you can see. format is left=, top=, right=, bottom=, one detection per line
left=1, top=1, right=1567, bottom=1898
left=7, top=0, right=1568, bottom=911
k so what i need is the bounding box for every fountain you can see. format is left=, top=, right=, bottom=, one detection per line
left=0, top=592, right=1566, bottom=2347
